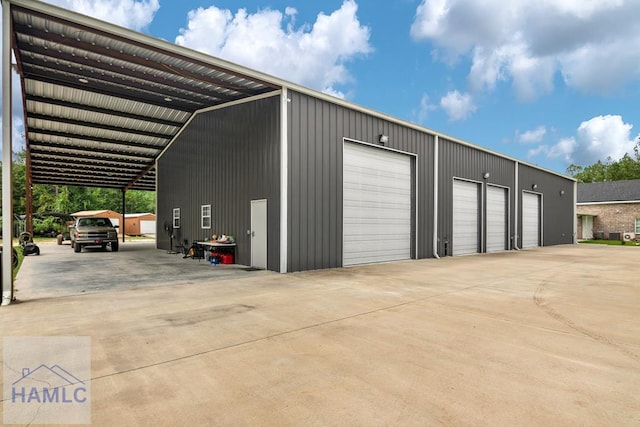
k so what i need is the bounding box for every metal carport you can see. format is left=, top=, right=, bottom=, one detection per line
left=1, top=0, right=284, bottom=305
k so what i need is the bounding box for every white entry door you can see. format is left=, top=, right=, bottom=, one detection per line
left=581, top=215, right=593, bottom=240
left=251, top=199, right=267, bottom=269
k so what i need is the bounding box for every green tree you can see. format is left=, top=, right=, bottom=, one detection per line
left=4, top=147, right=155, bottom=215
left=126, top=190, right=155, bottom=213
left=567, top=141, right=640, bottom=182
left=0, top=149, right=27, bottom=215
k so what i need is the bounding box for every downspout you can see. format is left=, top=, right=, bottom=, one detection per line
left=2, top=0, right=13, bottom=305
left=573, top=180, right=577, bottom=244
left=279, top=87, right=289, bottom=273
left=433, top=135, right=440, bottom=259
left=514, top=161, right=520, bottom=250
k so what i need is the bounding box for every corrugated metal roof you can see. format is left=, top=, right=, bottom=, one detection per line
left=8, top=0, right=280, bottom=191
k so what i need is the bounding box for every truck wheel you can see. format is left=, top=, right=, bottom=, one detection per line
left=111, top=241, right=119, bottom=252
left=74, top=243, right=81, bottom=253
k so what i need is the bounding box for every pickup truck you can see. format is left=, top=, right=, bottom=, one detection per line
left=70, top=217, right=119, bottom=253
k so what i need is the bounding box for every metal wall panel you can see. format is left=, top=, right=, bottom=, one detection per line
left=438, top=139, right=516, bottom=256
left=517, top=164, right=574, bottom=247
left=287, top=90, right=434, bottom=272
left=157, top=96, right=281, bottom=270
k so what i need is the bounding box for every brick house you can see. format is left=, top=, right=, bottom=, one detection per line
left=577, top=179, right=640, bottom=240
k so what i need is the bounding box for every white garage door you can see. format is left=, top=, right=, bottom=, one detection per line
left=343, top=142, right=412, bottom=266
left=486, top=186, right=508, bottom=252
left=522, top=192, right=541, bottom=248
left=140, top=220, right=156, bottom=235
left=452, top=179, right=479, bottom=255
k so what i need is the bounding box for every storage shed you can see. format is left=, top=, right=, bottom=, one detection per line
left=156, top=90, right=576, bottom=272
left=124, top=213, right=157, bottom=236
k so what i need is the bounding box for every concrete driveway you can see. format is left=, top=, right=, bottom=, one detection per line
left=14, top=240, right=264, bottom=298
left=2, top=243, right=639, bottom=426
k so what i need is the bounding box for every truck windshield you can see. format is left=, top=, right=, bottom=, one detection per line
left=78, top=218, right=112, bottom=227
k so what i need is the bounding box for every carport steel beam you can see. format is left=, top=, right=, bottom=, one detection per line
left=2, top=0, right=14, bottom=305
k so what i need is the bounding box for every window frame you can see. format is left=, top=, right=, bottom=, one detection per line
left=172, top=208, right=180, bottom=229
left=201, top=204, right=211, bottom=229
left=635, top=218, right=640, bottom=234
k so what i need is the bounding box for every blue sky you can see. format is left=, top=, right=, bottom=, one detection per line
left=3, top=0, right=640, bottom=175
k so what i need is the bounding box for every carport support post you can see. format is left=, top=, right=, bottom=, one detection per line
left=121, top=189, right=126, bottom=243
left=25, top=144, right=33, bottom=236
left=2, top=0, right=14, bottom=305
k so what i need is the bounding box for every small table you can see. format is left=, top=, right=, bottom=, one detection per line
left=195, top=242, right=236, bottom=263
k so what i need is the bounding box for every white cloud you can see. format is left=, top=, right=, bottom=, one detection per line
left=416, top=93, right=437, bottom=122
left=440, top=90, right=476, bottom=121
left=529, top=115, right=638, bottom=165
left=45, top=0, right=159, bottom=30
left=411, top=0, right=640, bottom=99
left=518, top=125, right=547, bottom=143
left=174, top=1, right=372, bottom=96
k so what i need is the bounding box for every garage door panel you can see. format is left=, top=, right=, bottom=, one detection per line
left=343, top=143, right=411, bottom=266
left=140, top=220, right=156, bottom=235
left=522, top=192, right=540, bottom=248
left=486, top=186, right=507, bottom=252
left=453, top=180, right=480, bottom=255
left=343, top=193, right=411, bottom=208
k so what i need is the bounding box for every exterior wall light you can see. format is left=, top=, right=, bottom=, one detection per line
left=483, top=172, right=490, bottom=180
left=560, top=190, right=565, bottom=195
left=532, top=184, right=538, bottom=190
left=378, top=134, right=389, bottom=145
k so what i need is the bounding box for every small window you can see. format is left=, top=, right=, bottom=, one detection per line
left=201, top=205, right=211, bottom=229
left=173, top=208, right=180, bottom=229
left=635, top=218, right=640, bottom=234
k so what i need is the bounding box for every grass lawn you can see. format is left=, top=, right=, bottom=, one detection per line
left=0, top=240, right=24, bottom=279
left=579, top=239, right=640, bottom=246
left=13, top=245, right=24, bottom=279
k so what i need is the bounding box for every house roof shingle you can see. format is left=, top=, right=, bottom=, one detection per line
left=577, top=179, right=640, bottom=203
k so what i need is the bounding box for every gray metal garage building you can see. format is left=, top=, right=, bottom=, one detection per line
left=157, top=89, right=576, bottom=272
left=1, top=0, right=576, bottom=300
